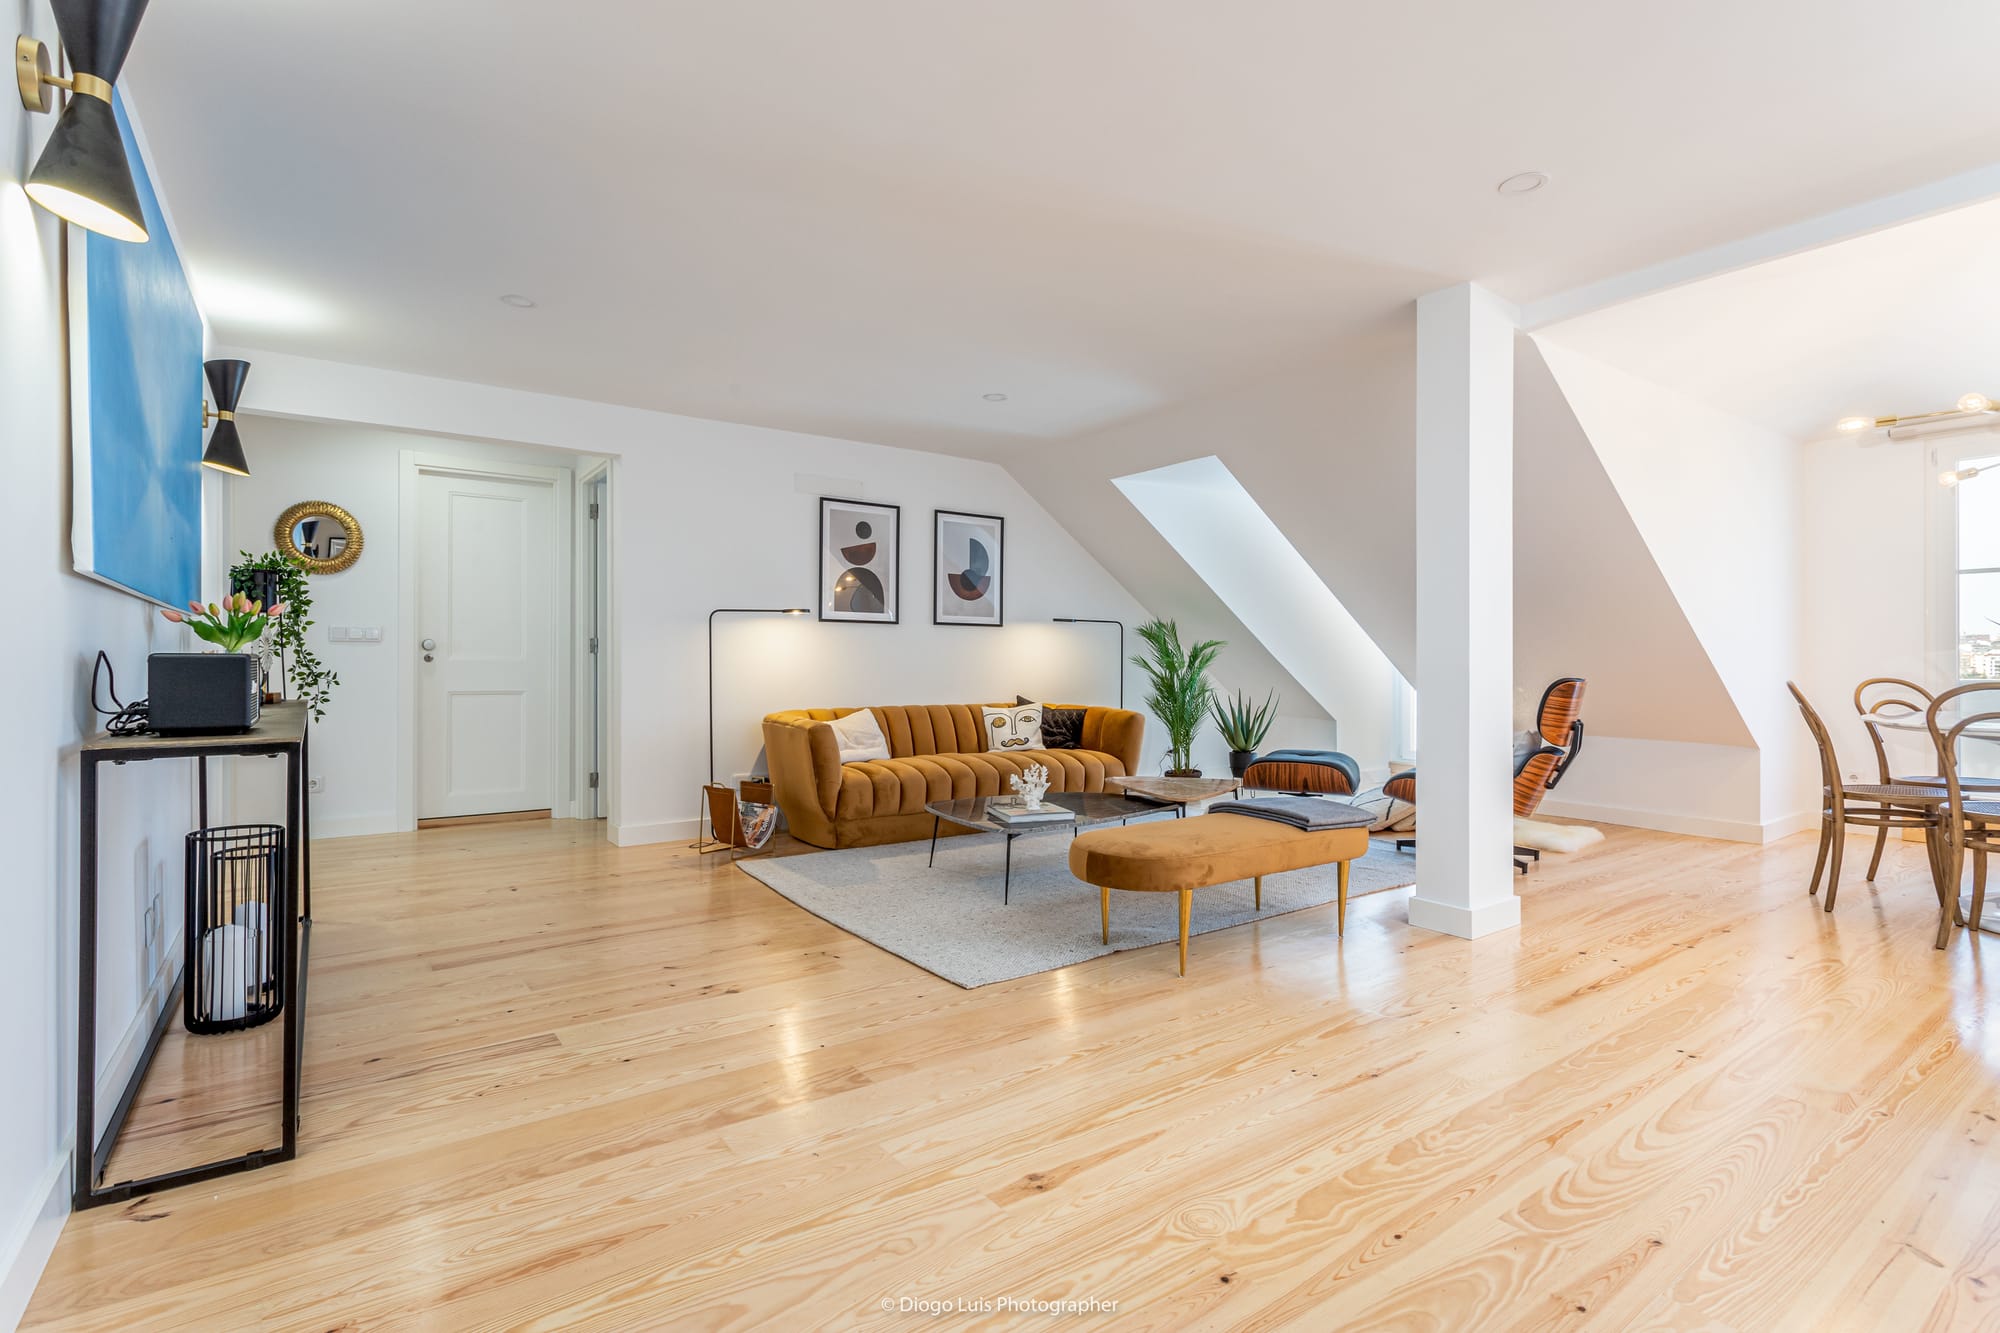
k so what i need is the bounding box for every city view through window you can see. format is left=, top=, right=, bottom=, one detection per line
left=1959, top=457, right=2000, bottom=680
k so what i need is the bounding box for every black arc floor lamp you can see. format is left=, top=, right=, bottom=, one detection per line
left=700, top=607, right=808, bottom=853
left=1052, top=617, right=1124, bottom=708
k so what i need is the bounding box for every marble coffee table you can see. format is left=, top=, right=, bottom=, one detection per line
left=1105, top=775, right=1243, bottom=812
left=924, top=791, right=1166, bottom=904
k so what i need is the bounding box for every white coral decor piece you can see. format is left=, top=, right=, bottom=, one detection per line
left=1009, top=763, right=1051, bottom=809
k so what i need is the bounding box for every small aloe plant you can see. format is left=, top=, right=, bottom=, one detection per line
left=160, top=592, right=287, bottom=652
left=1211, top=688, right=1279, bottom=754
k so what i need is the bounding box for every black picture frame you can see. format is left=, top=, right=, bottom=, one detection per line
left=932, top=509, right=1005, bottom=627
left=818, top=497, right=900, bottom=623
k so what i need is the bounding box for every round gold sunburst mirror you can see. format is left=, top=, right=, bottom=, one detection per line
left=275, top=501, right=363, bottom=574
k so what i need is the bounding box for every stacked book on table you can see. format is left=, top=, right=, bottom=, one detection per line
left=988, top=800, right=1075, bottom=825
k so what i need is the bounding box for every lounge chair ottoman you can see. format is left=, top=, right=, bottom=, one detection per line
left=1069, top=811, right=1370, bottom=975
left=1241, top=749, right=1361, bottom=796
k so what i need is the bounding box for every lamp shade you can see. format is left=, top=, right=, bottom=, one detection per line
left=201, top=359, right=251, bottom=476
left=22, top=0, right=152, bottom=242
left=25, top=93, right=145, bottom=241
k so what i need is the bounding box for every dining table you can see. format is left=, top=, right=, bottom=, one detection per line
left=1863, top=706, right=2000, bottom=935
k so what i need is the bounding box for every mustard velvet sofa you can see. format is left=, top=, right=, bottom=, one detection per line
left=762, top=704, right=1146, bottom=850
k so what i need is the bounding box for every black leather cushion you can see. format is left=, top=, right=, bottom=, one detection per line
left=1018, top=696, right=1085, bottom=749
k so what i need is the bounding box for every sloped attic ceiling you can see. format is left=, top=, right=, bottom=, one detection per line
left=1514, top=338, right=1753, bottom=745
left=1000, top=326, right=1753, bottom=750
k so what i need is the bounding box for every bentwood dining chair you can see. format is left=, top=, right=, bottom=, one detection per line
left=1790, top=682, right=1950, bottom=918
left=1925, top=682, right=2000, bottom=947
left=1854, top=677, right=1940, bottom=880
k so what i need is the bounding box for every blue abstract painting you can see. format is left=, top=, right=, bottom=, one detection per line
left=68, top=92, right=202, bottom=610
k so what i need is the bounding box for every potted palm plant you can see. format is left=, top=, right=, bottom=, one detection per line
left=1211, top=688, right=1279, bottom=778
left=1131, top=619, right=1223, bottom=776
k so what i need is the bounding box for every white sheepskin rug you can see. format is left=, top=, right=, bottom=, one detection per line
left=1513, top=817, right=1606, bottom=854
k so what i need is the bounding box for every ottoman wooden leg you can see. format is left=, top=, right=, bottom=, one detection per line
left=1255, top=875, right=1262, bottom=910
left=1177, top=889, right=1193, bottom=976
left=1337, top=860, right=1350, bottom=937
left=1101, top=885, right=1110, bottom=945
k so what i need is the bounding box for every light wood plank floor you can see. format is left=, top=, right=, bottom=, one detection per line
left=23, top=820, right=2000, bottom=1330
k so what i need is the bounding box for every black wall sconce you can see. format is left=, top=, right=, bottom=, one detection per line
left=201, top=359, right=251, bottom=476
left=16, top=0, right=152, bottom=242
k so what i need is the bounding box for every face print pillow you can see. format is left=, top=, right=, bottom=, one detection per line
left=982, top=704, right=1045, bottom=752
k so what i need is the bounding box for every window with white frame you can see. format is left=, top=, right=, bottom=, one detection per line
left=1941, top=441, right=2000, bottom=682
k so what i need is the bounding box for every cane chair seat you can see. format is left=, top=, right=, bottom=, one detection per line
left=1840, top=783, right=1951, bottom=804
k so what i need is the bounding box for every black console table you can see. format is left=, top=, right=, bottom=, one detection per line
left=76, top=701, right=312, bottom=1209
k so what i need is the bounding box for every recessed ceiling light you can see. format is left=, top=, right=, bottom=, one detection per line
left=983, top=392, right=1008, bottom=402
left=499, top=293, right=536, bottom=308
left=1496, top=171, right=1550, bottom=196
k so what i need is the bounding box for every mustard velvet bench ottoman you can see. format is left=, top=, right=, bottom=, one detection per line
left=1068, top=805, right=1372, bottom=975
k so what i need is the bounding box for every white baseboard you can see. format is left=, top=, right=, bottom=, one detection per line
left=1406, top=892, right=1522, bottom=939
left=609, top=816, right=699, bottom=847
left=0, top=1151, right=68, bottom=1332
left=1538, top=797, right=1814, bottom=845
left=309, top=812, right=404, bottom=840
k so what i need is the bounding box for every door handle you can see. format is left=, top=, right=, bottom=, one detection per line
left=421, top=636, right=436, bottom=662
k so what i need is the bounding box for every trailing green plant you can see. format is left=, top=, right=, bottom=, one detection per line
left=1211, top=687, right=1278, bottom=754
left=232, top=550, right=341, bottom=721
left=1130, top=618, right=1223, bottom=773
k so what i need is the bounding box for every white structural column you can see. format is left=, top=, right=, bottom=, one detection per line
left=1409, top=283, right=1521, bottom=939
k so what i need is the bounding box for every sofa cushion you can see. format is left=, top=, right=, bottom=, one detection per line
left=833, top=747, right=1127, bottom=821
left=828, top=707, right=890, bottom=764
left=1018, top=696, right=1084, bottom=749
left=982, top=703, right=1045, bottom=752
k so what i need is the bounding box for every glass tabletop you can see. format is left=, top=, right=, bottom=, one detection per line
left=925, top=790, right=1166, bottom=832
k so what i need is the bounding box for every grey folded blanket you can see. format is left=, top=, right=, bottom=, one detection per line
left=1213, top=796, right=1376, bottom=832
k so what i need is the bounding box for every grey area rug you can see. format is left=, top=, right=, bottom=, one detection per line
left=738, top=829, right=1417, bottom=987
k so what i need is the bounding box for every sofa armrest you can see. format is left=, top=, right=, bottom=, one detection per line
left=762, top=712, right=841, bottom=847
left=1083, top=707, right=1146, bottom=774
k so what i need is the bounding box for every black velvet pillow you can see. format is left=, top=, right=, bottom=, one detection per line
left=1017, top=696, right=1085, bottom=750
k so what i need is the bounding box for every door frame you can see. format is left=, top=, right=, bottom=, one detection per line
left=572, top=460, right=612, bottom=820
left=397, top=451, right=576, bottom=830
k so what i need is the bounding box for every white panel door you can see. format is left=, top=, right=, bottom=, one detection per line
left=417, top=471, right=555, bottom=819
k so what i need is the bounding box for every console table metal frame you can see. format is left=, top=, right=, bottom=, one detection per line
left=76, top=702, right=313, bottom=1209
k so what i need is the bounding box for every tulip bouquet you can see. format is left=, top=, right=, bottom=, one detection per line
left=161, top=592, right=288, bottom=652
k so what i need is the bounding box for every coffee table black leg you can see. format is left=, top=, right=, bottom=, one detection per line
left=1004, top=834, right=1014, bottom=905
left=929, top=816, right=939, bottom=868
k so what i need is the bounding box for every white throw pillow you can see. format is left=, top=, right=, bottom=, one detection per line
left=828, top=709, right=890, bottom=764
left=1349, top=786, right=1417, bottom=833
left=982, top=703, right=1046, bottom=752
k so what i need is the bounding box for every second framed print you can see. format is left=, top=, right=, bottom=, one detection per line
left=819, top=497, right=900, bottom=622
left=933, top=510, right=1004, bottom=626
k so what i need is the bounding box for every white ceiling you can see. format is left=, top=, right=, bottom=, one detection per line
left=1537, top=195, right=2000, bottom=443
left=124, top=0, right=2000, bottom=454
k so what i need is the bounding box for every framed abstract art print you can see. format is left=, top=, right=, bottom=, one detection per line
left=933, top=509, right=1003, bottom=627
left=819, top=497, right=900, bottom=623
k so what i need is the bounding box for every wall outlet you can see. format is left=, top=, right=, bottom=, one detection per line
left=308, top=775, right=325, bottom=793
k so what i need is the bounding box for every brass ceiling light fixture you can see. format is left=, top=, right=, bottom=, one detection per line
left=15, top=0, right=152, bottom=242
left=1835, top=392, right=2000, bottom=438
left=200, top=359, right=251, bottom=476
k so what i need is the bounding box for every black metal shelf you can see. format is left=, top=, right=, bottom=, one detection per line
left=76, top=701, right=313, bottom=1209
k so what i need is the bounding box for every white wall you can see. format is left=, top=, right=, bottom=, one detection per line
left=1535, top=337, right=1816, bottom=836
left=217, top=351, right=1157, bottom=846
left=220, top=418, right=590, bottom=836
left=1796, top=427, right=1997, bottom=783
left=0, top=57, right=212, bottom=1324
left=1113, top=456, right=1400, bottom=776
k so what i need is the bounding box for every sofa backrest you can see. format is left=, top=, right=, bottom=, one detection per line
left=772, top=704, right=1096, bottom=759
